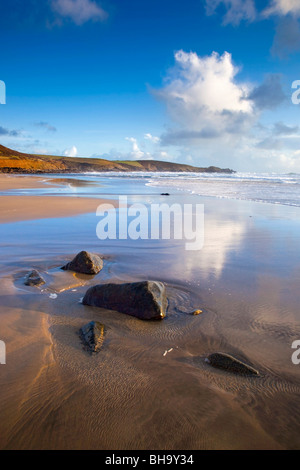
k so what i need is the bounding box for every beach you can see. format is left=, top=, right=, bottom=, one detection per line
left=0, top=173, right=300, bottom=450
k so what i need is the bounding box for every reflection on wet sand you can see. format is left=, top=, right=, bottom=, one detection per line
left=46, top=178, right=103, bottom=188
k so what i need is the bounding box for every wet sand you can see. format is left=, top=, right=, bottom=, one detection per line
left=0, top=177, right=300, bottom=450
left=0, top=195, right=112, bottom=223
left=0, top=174, right=50, bottom=190
left=0, top=175, right=112, bottom=223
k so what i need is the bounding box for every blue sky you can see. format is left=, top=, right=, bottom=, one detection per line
left=1, top=0, right=300, bottom=172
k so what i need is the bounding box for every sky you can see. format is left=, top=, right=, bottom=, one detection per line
left=1, top=0, right=300, bottom=172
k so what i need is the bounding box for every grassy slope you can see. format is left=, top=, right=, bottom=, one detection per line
left=0, top=145, right=234, bottom=174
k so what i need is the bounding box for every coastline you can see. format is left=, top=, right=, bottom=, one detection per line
left=0, top=174, right=300, bottom=449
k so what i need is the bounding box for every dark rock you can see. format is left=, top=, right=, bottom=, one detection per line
left=160, top=193, right=170, bottom=196
left=83, top=281, right=168, bottom=320
left=62, top=251, right=103, bottom=275
left=206, top=353, right=259, bottom=376
left=24, top=270, right=45, bottom=287
left=79, top=321, right=105, bottom=353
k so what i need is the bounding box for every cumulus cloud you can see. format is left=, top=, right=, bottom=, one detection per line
left=98, top=137, right=176, bottom=162
left=154, top=49, right=294, bottom=171
left=124, top=137, right=173, bottom=161
left=125, top=137, right=149, bottom=159
left=205, top=0, right=256, bottom=25
left=154, top=50, right=261, bottom=146
left=64, top=145, right=78, bottom=157
left=35, top=121, right=57, bottom=132
left=51, top=0, right=108, bottom=25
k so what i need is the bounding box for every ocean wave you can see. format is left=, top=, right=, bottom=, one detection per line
left=145, top=172, right=300, bottom=207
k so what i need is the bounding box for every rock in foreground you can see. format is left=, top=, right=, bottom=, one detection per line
left=24, top=270, right=45, bottom=287
left=62, top=251, right=103, bottom=275
left=79, top=321, right=105, bottom=353
left=206, top=353, right=259, bottom=376
left=83, top=281, right=168, bottom=320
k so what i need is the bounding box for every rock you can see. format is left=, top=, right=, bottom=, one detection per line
left=160, top=193, right=170, bottom=196
left=83, top=281, right=168, bottom=320
left=79, top=321, right=105, bottom=353
left=24, top=270, right=45, bottom=287
left=192, top=309, right=202, bottom=315
left=206, top=353, right=259, bottom=376
left=177, top=306, right=202, bottom=315
left=62, top=251, right=103, bottom=275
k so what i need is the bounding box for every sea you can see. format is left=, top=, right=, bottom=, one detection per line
left=3, top=171, right=300, bottom=208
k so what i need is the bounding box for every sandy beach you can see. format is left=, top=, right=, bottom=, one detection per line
left=0, top=175, right=50, bottom=190
left=0, top=175, right=300, bottom=450
left=0, top=195, right=109, bottom=223
left=0, top=175, right=113, bottom=223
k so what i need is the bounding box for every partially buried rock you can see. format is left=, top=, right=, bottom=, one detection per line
left=24, top=270, right=45, bottom=287
left=62, top=251, right=103, bottom=275
left=83, top=281, right=168, bottom=320
left=79, top=321, right=105, bottom=353
left=192, top=309, right=202, bottom=315
left=206, top=352, right=259, bottom=377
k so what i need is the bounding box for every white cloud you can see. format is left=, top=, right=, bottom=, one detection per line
left=206, top=0, right=300, bottom=22
left=125, top=137, right=147, bottom=159
left=51, top=0, right=108, bottom=25
left=158, top=150, right=176, bottom=161
left=264, top=0, right=300, bottom=17
left=144, top=133, right=160, bottom=143
left=100, top=138, right=175, bottom=162
left=205, top=0, right=256, bottom=25
left=64, top=145, right=78, bottom=157
left=155, top=50, right=287, bottom=143
left=154, top=49, right=292, bottom=171
left=125, top=137, right=168, bottom=160
left=266, top=151, right=300, bottom=172
left=155, top=50, right=256, bottom=145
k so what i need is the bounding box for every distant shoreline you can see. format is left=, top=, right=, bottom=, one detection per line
left=0, top=144, right=235, bottom=175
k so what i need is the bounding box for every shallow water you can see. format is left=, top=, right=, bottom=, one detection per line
left=0, top=176, right=300, bottom=449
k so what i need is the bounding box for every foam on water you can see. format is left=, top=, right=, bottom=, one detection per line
left=144, top=172, right=300, bottom=207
